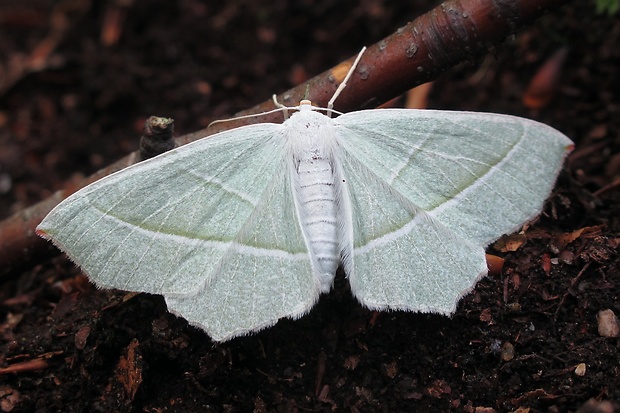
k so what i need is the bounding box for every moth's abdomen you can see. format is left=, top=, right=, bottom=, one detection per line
left=296, top=157, right=339, bottom=291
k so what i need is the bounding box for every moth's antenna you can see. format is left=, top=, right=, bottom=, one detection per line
left=327, top=47, right=367, bottom=116
left=208, top=106, right=289, bottom=129
left=210, top=47, right=367, bottom=128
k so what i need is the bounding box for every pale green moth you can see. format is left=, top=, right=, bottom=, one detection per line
left=37, top=49, right=573, bottom=341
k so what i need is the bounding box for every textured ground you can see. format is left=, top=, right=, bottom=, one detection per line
left=0, top=1, right=618, bottom=412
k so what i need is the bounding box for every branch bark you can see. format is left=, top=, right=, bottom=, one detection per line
left=0, top=0, right=569, bottom=277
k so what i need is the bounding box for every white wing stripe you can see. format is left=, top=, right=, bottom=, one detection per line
left=353, top=212, right=426, bottom=255
left=188, top=170, right=259, bottom=205
left=91, top=209, right=309, bottom=260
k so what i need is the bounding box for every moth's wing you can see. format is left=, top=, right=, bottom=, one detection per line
left=166, top=163, right=322, bottom=341
left=37, top=125, right=293, bottom=291
left=336, top=148, right=487, bottom=314
left=38, top=123, right=321, bottom=341
left=335, top=109, right=573, bottom=246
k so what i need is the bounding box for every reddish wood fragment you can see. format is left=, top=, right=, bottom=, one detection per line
left=405, top=82, right=434, bottom=109
left=425, top=379, right=451, bottom=398
left=50, top=292, right=79, bottom=320
left=541, top=253, right=552, bottom=275
left=74, top=326, right=91, bottom=350
left=114, top=339, right=143, bottom=402
left=554, top=226, right=603, bottom=250
left=479, top=308, right=492, bottom=323
left=522, top=47, right=568, bottom=109
left=486, top=254, right=505, bottom=277
left=0, top=386, right=21, bottom=412
left=0, top=358, right=48, bottom=375
left=100, top=2, right=130, bottom=47
left=493, top=234, right=527, bottom=253
left=315, top=351, right=327, bottom=396
left=368, top=311, right=381, bottom=328
left=511, top=388, right=558, bottom=405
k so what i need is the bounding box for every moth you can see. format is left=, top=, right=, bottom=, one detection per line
left=37, top=49, right=573, bottom=341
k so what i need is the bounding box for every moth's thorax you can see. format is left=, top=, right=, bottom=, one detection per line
left=286, top=109, right=340, bottom=291
left=285, top=109, right=338, bottom=160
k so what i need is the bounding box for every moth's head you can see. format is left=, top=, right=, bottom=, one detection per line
left=298, top=100, right=314, bottom=111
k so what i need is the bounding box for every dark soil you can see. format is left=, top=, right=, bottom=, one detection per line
left=1, top=1, right=618, bottom=412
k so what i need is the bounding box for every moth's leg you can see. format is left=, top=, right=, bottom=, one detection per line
left=272, top=94, right=289, bottom=119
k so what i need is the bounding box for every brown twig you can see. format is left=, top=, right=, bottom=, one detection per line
left=206, top=0, right=569, bottom=134
left=553, top=262, right=592, bottom=321
left=139, top=116, right=176, bottom=161
left=0, top=0, right=569, bottom=277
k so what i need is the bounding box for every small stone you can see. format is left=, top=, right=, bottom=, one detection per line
left=474, top=407, right=497, bottom=413
left=576, top=399, right=614, bottom=413
left=501, top=342, right=515, bottom=361
left=559, top=250, right=574, bottom=264
left=505, top=302, right=522, bottom=313
left=574, top=363, right=586, bottom=376
left=597, top=309, right=619, bottom=337
left=381, top=360, right=399, bottom=378
left=343, top=355, right=360, bottom=370
left=0, top=386, right=20, bottom=412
